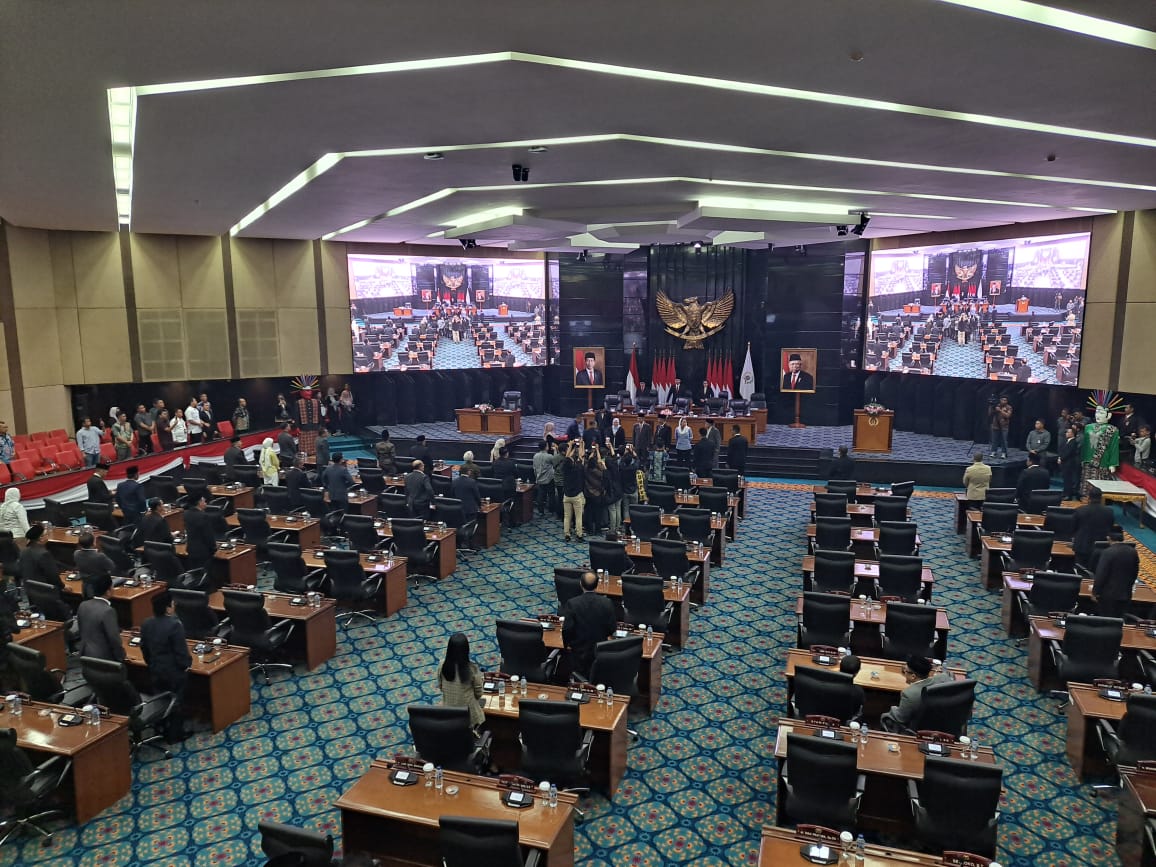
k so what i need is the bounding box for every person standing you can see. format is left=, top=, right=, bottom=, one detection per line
left=962, top=452, right=992, bottom=510
left=77, top=576, right=126, bottom=662
left=0, top=487, right=30, bottom=536
left=603, top=447, right=623, bottom=536
left=314, top=427, right=331, bottom=471
left=133, top=404, right=155, bottom=455
left=609, top=417, right=626, bottom=450
left=116, top=465, right=147, bottom=525
left=111, top=411, right=134, bottom=461
left=620, top=445, right=640, bottom=509
left=223, top=436, right=247, bottom=481
left=232, top=398, right=251, bottom=435
left=182, top=493, right=217, bottom=572
left=1058, top=426, right=1082, bottom=500
left=692, top=427, right=714, bottom=477
left=584, top=448, right=606, bottom=536
left=988, top=396, right=1012, bottom=459
left=674, top=418, right=693, bottom=467
left=185, top=398, right=203, bottom=445
left=452, top=465, right=482, bottom=523
left=1133, top=425, right=1152, bottom=468
left=726, top=424, right=748, bottom=476
left=0, top=420, right=14, bottom=464
left=375, top=429, right=398, bottom=475
left=1072, top=488, right=1116, bottom=567
left=633, top=418, right=652, bottom=466
left=156, top=410, right=175, bottom=451
left=1025, top=419, right=1051, bottom=462
left=73, top=532, right=115, bottom=599
left=87, top=462, right=114, bottom=504
left=258, top=437, right=280, bottom=485
left=198, top=395, right=216, bottom=441
left=436, top=633, right=485, bottom=731
left=139, top=498, right=174, bottom=547
left=321, top=453, right=354, bottom=511
left=1091, top=530, right=1140, bottom=619
left=413, top=435, right=434, bottom=478
left=76, top=417, right=102, bottom=468
left=1016, top=452, right=1052, bottom=513
left=169, top=408, right=188, bottom=447
left=404, top=459, right=433, bottom=519
left=560, top=571, right=617, bottom=679
left=829, top=446, right=854, bottom=481
left=140, top=591, right=192, bottom=742
left=276, top=422, right=297, bottom=469
left=705, top=419, right=722, bottom=460
left=562, top=441, right=586, bottom=543
left=20, top=525, right=61, bottom=588
left=532, top=440, right=559, bottom=517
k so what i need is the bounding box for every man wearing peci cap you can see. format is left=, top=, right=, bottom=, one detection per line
left=576, top=352, right=604, bottom=386
left=781, top=353, right=814, bottom=391
left=880, top=655, right=954, bottom=733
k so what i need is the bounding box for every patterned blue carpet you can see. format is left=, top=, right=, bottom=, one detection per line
left=3, top=486, right=1121, bottom=866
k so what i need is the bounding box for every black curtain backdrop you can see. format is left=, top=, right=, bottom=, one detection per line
left=556, top=254, right=627, bottom=418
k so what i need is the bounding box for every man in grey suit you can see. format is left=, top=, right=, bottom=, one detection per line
left=77, top=575, right=126, bottom=662
left=880, top=655, right=954, bottom=733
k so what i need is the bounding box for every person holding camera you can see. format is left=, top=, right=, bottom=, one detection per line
left=562, top=441, right=587, bottom=543
left=989, top=395, right=1012, bottom=459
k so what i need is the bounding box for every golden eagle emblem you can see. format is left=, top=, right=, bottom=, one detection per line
left=656, top=290, right=735, bottom=349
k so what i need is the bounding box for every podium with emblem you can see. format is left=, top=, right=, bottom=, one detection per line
left=853, top=407, right=894, bottom=453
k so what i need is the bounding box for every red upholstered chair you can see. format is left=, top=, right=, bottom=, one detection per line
left=216, top=421, right=234, bottom=439
left=99, top=443, right=117, bottom=464
left=13, top=436, right=29, bottom=451
left=21, top=447, right=53, bottom=475
left=8, top=459, right=36, bottom=481
left=55, top=448, right=84, bottom=471
left=48, top=429, right=68, bottom=442
left=101, top=428, right=112, bottom=443
left=151, top=434, right=162, bottom=452
left=0, top=463, right=11, bottom=485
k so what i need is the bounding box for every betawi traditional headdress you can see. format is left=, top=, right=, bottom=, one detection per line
left=291, top=375, right=320, bottom=399
left=1087, top=389, right=1125, bottom=415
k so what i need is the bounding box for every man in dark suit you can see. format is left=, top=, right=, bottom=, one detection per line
left=492, top=446, right=518, bottom=500
left=77, top=575, right=125, bottom=662
left=1092, top=530, right=1140, bottom=619
left=781, top=353, right=814, bottom=391
left=727, top=425, right=749, bottom=475
left=1016, top=452, right=1052, bottom=514
left=452, top=466, right=482, bottom=523
left=276, top=423, right=297, bottom=469
left=561, top=570, right=617, bottom=679
left=633, top=420, right=652, bottom=463
left=87, top=462, right=113, bottom=504
left=576, top=352, right=604, bottom=386
left=320, top=453, right=354, bottom=510
left=284, top=457, right=309, bottom=508
left=222, top=436, right=247, bottom=481
left=412, top=435, right=434, bottom=478
left=565, top=415, right=583, bottom=442
left=829, top=446, right=855, bottom=480
left=139, top=498, right=174, bottom=547
left=1058, top=427, right=1081, bottom=500
left=73, top=532, right=116, bottom=599
left=405, top=460, right=434, bottom=518
left=19, top=524, right=62, bottom=589
left=140, top=590, right=192, bottom=741
left=1072, top=488, right=1116, bottom=567
left=116, top=465, right=147, bottom=525
left=182, top=492, right=218, bottom=571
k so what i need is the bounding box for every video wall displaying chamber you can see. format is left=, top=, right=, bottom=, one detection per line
left=347, top=252, right=547, bottom=372
left=862, top=232, right=1090, bottom=385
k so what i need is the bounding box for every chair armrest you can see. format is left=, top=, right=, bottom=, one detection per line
left=578, top=729, right=595, bottom=764
left=208, top=497, right=230, bottom=510
left=1138, top=650, right=1156, bottom=685
left=476, top=730, right=493, bottom=755
left=524, top=850, right=542, bottom=867
left=137, top=691, right=177, bottom=716
left=1046, top=638, right=1063, bottom=670
left=1096, top=718, right=1121, bottom=763
left=31, top=754, right=72, bottom=789
left=269, top=530, right=294, bottom=545
left=423, top=540, right=440, bottom=558
left=62, top=682, right=94, bottom=708
left=269, top=618, right=296, bottom=644
left=225, top=526, right=246, bottom=540
left=855, top=773, right=867, bottom=796
left=1014, top=589, right=1031, bottom=620
left=906, top=778, right=921, bottom=807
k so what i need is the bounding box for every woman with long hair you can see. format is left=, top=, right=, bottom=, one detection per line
left=259, top=437, right=280, bottom=485
left=437, top=632, right=484, bottom=730
left=674, top=417, right=693, bottom=466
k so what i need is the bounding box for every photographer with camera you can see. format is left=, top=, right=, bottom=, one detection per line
left=989, top=395, right=1012, bottom=459
left=561, top=439, right=587, bottom=543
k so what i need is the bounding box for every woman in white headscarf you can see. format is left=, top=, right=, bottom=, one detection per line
left=0, top=487, right=30, bottom=535
left=490, top=438, right=505, bottom=462
left=258, top=437, right=280, bottom=485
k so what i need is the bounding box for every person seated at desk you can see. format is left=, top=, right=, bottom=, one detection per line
left=452, top=465, right=481, bottom=523
left=880, top=655, right=954, bottom=733
left=87, top=462, right=113, bottom=504
left=437, top=632, right=485, bottom=732
left=116, top=465, right=147, bottom=526
left=77, top=575, right=125, bottom=663
left=1091, top=529, right=1140, bottom=619
left=405, top=460, right=434, bottom=519
left=182, top=492, right=217, bottom=572
left=222, top=436, right=247, bottom=481
left=1016, top=452, right=1051, bottom=512
left=19, top=524, right=61, bottom=590
left=561, top=570, right=617, bottom=680
left=1073, top=488, right=1115, bottom=567
left=829, top=446, right=854, bottom=481
left=139, top=497, right=174, bottom=547
left=140, top=590, right=192, bottom=742
left=74, top=531, right=115, bottom=599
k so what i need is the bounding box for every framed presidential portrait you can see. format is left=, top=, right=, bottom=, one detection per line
left=780, top=348, right=818, bottom=394
left=574, top=347, right=606, bottom=389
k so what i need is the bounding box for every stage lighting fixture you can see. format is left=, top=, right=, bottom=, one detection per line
left=511, top=164, right=530, bottom=182
left=835, top=225, right=848, bottom=236
left=528, top=145, right=549, bottom=154
left=423, top=152, right=445, bottom=160
left=694, top=241, right=703, bottom=250
left=577, top=250, right=588, bottom=261
left=851, top=212, right=870, bottom=235
left=459, top=238, right=477, bottom=249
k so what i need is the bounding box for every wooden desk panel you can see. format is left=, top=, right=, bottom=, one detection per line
left=348, top=492, right=378, bottom=517
left=794, top=596, right=949, bottom=659
left=593, top=573, right=692, bottom=648
left=372, top=522, right=457, bottom=579
left=809, top=501, right=911, bottom=525
left=619, top=537, right=711, bottom=607
left=173, top=541, right=260, bottom=587
left=624, top=512, right=727, bottom=567
left=1028, top=617, right=1156, bottom=691
left=302, top=548, right=409, bottom=616
left=801, top=555, right=933, bottom=602
left=517, top=483, right=535, bottom=525
left=455, top=408, right=485, bottom=434
left=225, top=514, right=322, bottom=550
left=965, top=510, right=1052, bottom=558
left=757, top=826, right=940, bottom=867
left=474, top=503, right=502, bottom=548
left=338, top=761, right=575, bottom=867
left=1119, top=770, right=1156, bottom=867
left=207, top=590, right=337, bottom=670
left=114, top=503, right=182, bottom=531
left=11, top=620, right=68, bottom=672
left=1066, top=683, right=1127, bottom=780
left=208, top=484, right=255, bottom=510
left=1002, top=573, right=1156, bottom=636
left=537, top=620, right=663, bottom=713
left=60, top=571, right=167, bottom=628
left=980, top=535, right=1075, bottom=589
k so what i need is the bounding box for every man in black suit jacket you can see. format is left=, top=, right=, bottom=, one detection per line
left=284, top=459, right=309, bottom=508
left=561, top=571, right=617, bottom=679
left=452, top=469, right=482, bottom=522
left=829, top=446, right=855, bottom=480
left=633, top=421, right=652, bottom=463
left=139, top=498, right=174, bottom=547
left=1092, top=531, right=1140, bottom=618
left=320, top=453, right=354, bottom=509
left=404, top=460, right=434, bottom=518
left=277, top=423, right=297, bottom=469
left=1016, top=453, right=1052, bottom=513
left=116, top=465, right=147, bottom=525
left=727, top=425, right=749, bottom=475
left=781, top=353, right=814, bottom=391
left=87, top=463, right=113, bottom=504
left=77, top=575, right=125, bottom=662
left=608, top=419, right=627, bottom=451
left=73, top=532, right=116, bottom=599
left=1057, top=427, right=1081, bottom=500
left=19, top=524, right=62, bottom=590
left=412, top=435, right=434, bottom=478
left=182, top=493, right=218, bottom=571
left=1072, top=489, right=1116, bottom=566
left=222, top=436, right=247, bottom=481
left=140, top=591, right=192, bottom=740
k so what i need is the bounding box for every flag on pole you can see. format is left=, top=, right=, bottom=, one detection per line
left=739, top=343, right=756, bottom=399
left=710, top=355, right=720, bottom=397
left=655, top=354, right=667, bottom=405
left=626, top=347, right=640, bottom=404
left=665, top=355, right=676, bottom=403
left=724, top=354, right=735, bottom=399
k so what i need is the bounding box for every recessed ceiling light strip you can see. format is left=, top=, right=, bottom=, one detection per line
left=929, top=0, right=1156, bottom=50
left=107, top=87, right=137, bottom=226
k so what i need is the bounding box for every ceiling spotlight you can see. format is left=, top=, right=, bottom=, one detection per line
left=851, top=212, right=871, bottom=236
left=794, top=245, right=807, bottom=256
left=459, top=238, right=477, bottom=249
left=511, top=164, right=530, bottom=182
left=528, top=146, right=549, bottom=154
left=694, top=241, right=703, bottom=250
left=835, top=225, right=849, bottom=237
left=423, top=152, right=445, bottom=161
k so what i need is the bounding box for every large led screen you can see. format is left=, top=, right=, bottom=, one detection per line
left=863, top=232, right=1089, bottom=385
left=348, top=253, right=547, bottom=372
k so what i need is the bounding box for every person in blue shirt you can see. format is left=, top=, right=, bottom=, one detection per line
left=76, top=417, right=102, bottom=467
left=0, top=420, right=14, bottom=464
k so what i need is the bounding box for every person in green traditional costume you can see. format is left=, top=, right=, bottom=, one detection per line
left=1081, top=401, right=1120, bottom=498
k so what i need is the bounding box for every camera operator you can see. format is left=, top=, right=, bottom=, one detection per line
left=988, top=395, right=1012, bottom=459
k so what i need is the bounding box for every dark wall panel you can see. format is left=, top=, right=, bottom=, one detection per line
left=557, top=255, right=626, bottom=418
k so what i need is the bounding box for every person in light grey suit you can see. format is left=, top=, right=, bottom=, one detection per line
left=77, top=575, right=125, bottom=662
left=880, top=655, right=954, bottom=733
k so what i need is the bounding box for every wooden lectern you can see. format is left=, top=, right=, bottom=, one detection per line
left=852, top=409, right=894, bottom=453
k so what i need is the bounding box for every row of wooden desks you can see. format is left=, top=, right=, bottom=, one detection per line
left=979, top=534, right=1074, bottom=589
left=207, top=589, right=337, bottom=670
left=385, top=476, right=537, bottom=527
left=964, top=508, right=1047, bottom=558
left=805, top=524, right=921, bottom=560
left=794, top=596, right=950, bottom=659
left=757, top=826, right=945, bottom=867
left=10, top=618, right=69, bottom=671
left=801, top=555, right=934, bottom=601
left=609, top=535, right=713, bottom=604
left=591, top=571, right=693, bottom=648
left=1001, top=572, right=1156, bottom=636
left=1028, top=616, right=1155, bottom=691
left=302, top=548, right=409, bottom=615
left=814, top=484, right=905, bottom=503
left=954, top=492, right=1082, bottom=535
left=674, top=491, right=741, bottom=539
left=339, top=761, right=576, bottom=867
left=370, top=519, right=458, bottom=578
left=622, top=511, right=727, bottom=566
left=808, top=501, right=912, bottom=524
left=224, top=512, right=322, bottom=549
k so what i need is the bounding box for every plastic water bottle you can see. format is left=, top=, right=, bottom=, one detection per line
left=548, top=783, right=558, bottom=808
left=1146, top=685, right=1153, bottom=696
left=6, top=694, right=21, bottom=716
left=90, top=705, right=102, bottom=727
left=855, top=834, right=866, bottom=864
left=497, top=679, right=506, bottom=701
left=520, top=677, right=528, bottom=697
left=434, top=766, right=444, bottom=792
left=509, top=676, right=520, bottom=699
left=646, top=624, right=654, bottom=643
left=848, top=721, right=860, bottom=745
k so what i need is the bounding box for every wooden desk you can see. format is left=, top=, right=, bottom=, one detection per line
left=1002, top=572, right=1156, bottom=636
left=965, top=509, right=1044, bottom=558
left=11, top=619, right=68, bottom=672
left=303, top=548, right=409, bottom=616
left=801, top=555, right=933, bottom=601
left=809, top=501, right=911, bottom=526
left=114, top=503, right=182, bottom=531
left=675, top=491, right=740, bottom=539
left=752, top=406, right=768, bottom=433
left=177, top=483, right=256, bottom=511
left=1028, top=616, right=1156, bottom=691
left=593, top=572, right=692, bottom=648
left=372, top=521, right=457, bottom=579
left=455, top=408, right=522, bottom=436
left=482, top=682, right=629, bottom=795
left=121, top=633, right=251, bottom=732
left=44, top=526, right=103, bottom=567
left=475, top=502, right=502, bottom=548
left=455, top=408, right=486, bottom=434
left=347, top=492, right=378, bottom=517
left=517, top=482, right=535, bottom=524
left=980, top=534, right=1074, bottom=589
left=814, top=484, right=891, bottom=502
left=1119, top=769, right=1156, bottom=867
left=207, top=590, right=336, bottom=670
left=60, top=571, right=167, bottom=628
left=10, top=699, right=132, bottom=822
left=805, top=524, right=920, bottom=560
left=784, top=649, right=966, bottom=721
left=619, top=536, right=711, bottom=607
left=624, top=512, right=727, bottom=567
left=794, top=596, right=949, bottom=659
left=1066, top=683, right=1127, bottom=780
left=535, top=619, right=663, bottom=713
left=773, top=720, right=997, bottom=836
left=338, top=761, right=576, bottom=867
left=174, top=541, right=259, bottom=587
left=583, top=411, right=756, bottom=445
left=225, top=513, right=322, bottom=550
left=757, top=826, right=941, bottom=867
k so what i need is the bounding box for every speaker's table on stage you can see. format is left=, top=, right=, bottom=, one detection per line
left=852, top=408, right=894, bottom=453
left=582, top=410, right=755, bottom=444
left=455, top=407, right=522, bottom=435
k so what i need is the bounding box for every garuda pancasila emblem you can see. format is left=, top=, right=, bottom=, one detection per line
left=656, top=289, right=735, bottom=350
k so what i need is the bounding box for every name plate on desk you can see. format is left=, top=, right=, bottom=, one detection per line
left=1100, top=688, right=1128, bottom=701
left=816, top=729, right=842, bottom=741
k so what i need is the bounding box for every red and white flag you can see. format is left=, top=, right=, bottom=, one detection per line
left=626, top=347, right=640, bottom=404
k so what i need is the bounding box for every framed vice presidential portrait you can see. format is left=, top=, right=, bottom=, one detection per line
left=780, top=348, right=817, bottom=394
left=574, top=347, right=606, bottom=388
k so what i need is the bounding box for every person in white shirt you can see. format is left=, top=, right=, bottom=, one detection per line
left=170, top=408, right=189, bottom=446
left=0, top=487, right=30, bottom=536
left=75, top=417, right=102, bottom=467
left=185, top=399, right=203, bottom=444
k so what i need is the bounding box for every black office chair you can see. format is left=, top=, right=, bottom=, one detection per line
left=340, top=514, right=390, bottom=555
left=620, top=574, right=674, bottom=635
left=875, top=521, right=919, bottom=557
left=257, top=820, right=336, bottom=867
left=407, top=704, right=492, bottom=774
left=984, top=487, right=1017, bottom=504
left=496, top=619, right=560, bottom=683
left=872, top=496, right=909, bottom=524
left=908, top=757, right=1002, bottom=857
left=143, top=541, right=209, bottom=591
left=790, top=666, right=864, bottom=724
left=231, top=508, right=293, bottom=561
left=697, top=486, right=732, bottom=522
left=881, top=602, right=939, bottom=660
left=5, top=643, right=72, bottom=705
left=626, top=504, right=665, bottom=542
left=388, top=518, right=440, bottom=586
left=150, top=474, right=182, bottom=505
left=478, top=477, right=515, bottom=526
left=502, top=390, right=522, bottom=411
left=97, top=533, right=137, bottom=572
left=877, top=555, right=925, bottom=603
left=297, top=489, right=344, bottom=537
left=82, top=501, right=117, bottom=532
left=672, top=507, right=715, bottom=551
left=798, top=592, right=852, bottom=649
left=358, top=467, right=386, bottom=495
left=978, top=502, right=1019, bottom=536
left=80, top=656, right=177, bottom=759
left=554, top=568, right=583, bottom=613
left=587, top=637, right=644, bottom=707
left=589, top=540, right=635, bottom=577
left=439, top=816, right=539, bottom=867
left=673, top=397, right=690, bottom=414
left=1043, top=506, right=1077, bottom=542
left=646, top=483, right=677, bottom=515
left=711, top=469, right=741, bottom=493
left=261, top=485, right=292, bottom=516
left=42, top=498, right=69, bottom=528
left=1001, top=529, right=1054, bottom=573
left=664, top=467, right=693, bottom=492
left=1099, top=694, right=1156, bottom=771
left=322, top=549, right=381, bottom=627
left=1029, top=489, right=1064, bottom=515
left=433, top=497, right=479, bottom=554
left=781, top=733, right=864, bottom=829
left=825, top=480, right=858, bottom=502
left=169, top=588, right=230, bottom=641
left=749, top=392, right=767, bottom=411
left=1049, top=615, right=1123, bottom=698
left=430, top=475, right=453, bottom=499
left=221, top=589, right=296, bottom=683
left=517, top=699, right=593, bottom=793
left=890, top=481, right=915, bottom=499
left=268, top=542, right=327, bottom=595
left=0, top=728, right=72, bottom=846
left=22, top=580, right=73, bottom=623
left=811, top=549, right=856, bottom=595
left=649, top=539, right=701, bottom=598
left=1014, top=572, right=1081, bottom=634
left=234, top=465, right=261, bottom=489
left=814, top=493, right=848, bottom=519
left=813, top=517, right=852, bottom=553
left=377, top=492, right=410, bottom=520
left=728, top=399, right=750, bottom=416
left=906, top=679, right=977, bottom=737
